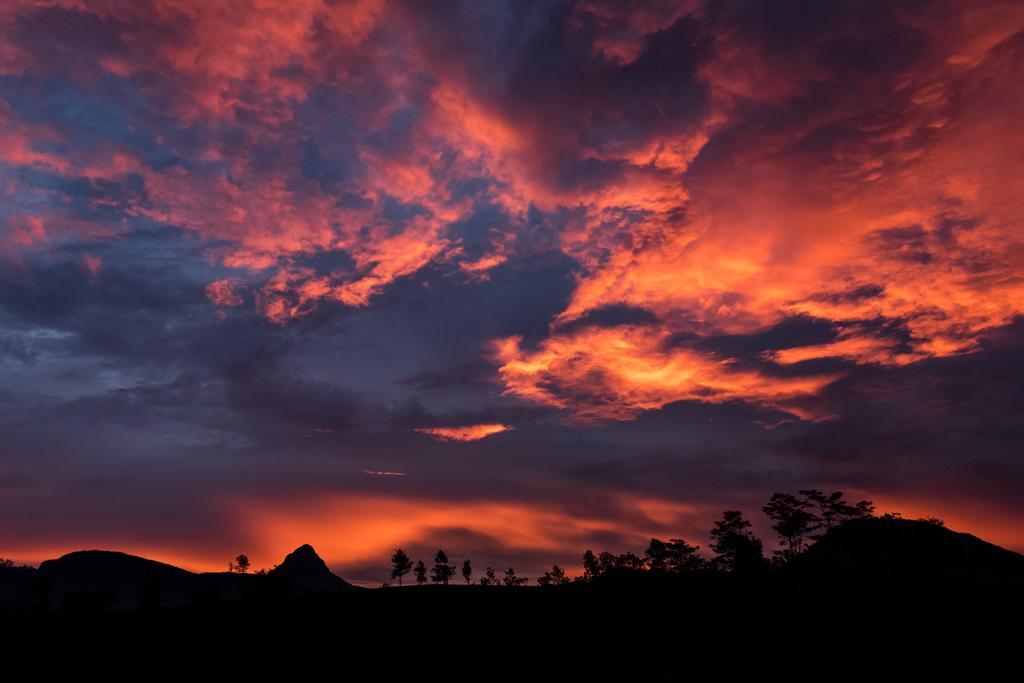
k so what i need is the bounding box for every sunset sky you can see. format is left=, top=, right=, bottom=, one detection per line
left=2, top=0, right=1023, bottom=584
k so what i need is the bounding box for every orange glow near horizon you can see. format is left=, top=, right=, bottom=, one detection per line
left=222, top=492, right=710, bottom=576
left=5, top=492, right=1021, bottom=578
left=10, top=493, right=692, bottom=574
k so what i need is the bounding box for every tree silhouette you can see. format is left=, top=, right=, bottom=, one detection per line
left=799, top=489, right=874, bottom=537
left=617, top=552, right=646, bottom=571
left=479, top=566, right=498, bottom=586
left=536, top=564, right=569, bottom=586
left=582, top=550, right=601, bottom=580
left=645, top=538, right=703, bottom=572
left=390, top=548, right=413, bottom=586
left=461, top=558, right=473, bottom=585
left=503, top=567, right=528, bottom=586
left=645, top=539, right=670, bottom=572
left=709, top=510, right=766, bottom=574
left=414, top=560, right=427, bottom=585
left=430, top=549, right=456, bottom=585
left=229, top=554, right=250, bottom=573
left=763, top=493, right=818, bottom=562
left=594, top=551, right=647, bottom=574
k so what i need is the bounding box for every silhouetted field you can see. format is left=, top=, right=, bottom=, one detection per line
left=3, top=518, right=1022, bottom=678
left=3, top=570, right=1021, bottom=678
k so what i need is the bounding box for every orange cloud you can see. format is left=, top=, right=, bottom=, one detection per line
left=204, top=278, right=245, bottom=307
left=764, top=327, right=920, bottom=367
left=7, top=215, right=46, bottom=249
left=570, top=0, right=696, bottom=65
left=415, top=424, right=514, bottom=442
left=81, top=253, right=103, bottom=279
left=495, top=326, right=839, bottom=423
left=484, top=3, right=1024, bottom=421
left=4, top=0, right=1023, bottom=424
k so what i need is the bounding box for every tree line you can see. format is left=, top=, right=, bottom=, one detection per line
left=386, top=489, right=880, bottom=587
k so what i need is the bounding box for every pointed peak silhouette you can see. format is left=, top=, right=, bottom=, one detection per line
left=270, top=544, right=357, bottom=592
left=285, top=544, right=320, bottom=560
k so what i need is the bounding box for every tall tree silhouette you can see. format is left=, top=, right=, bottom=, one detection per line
left=461, top=558, right=473, bottom=585
left=390, top=548, right=413, bottom=586
left=763, top=493, right=818, bottom=562
left=799, top=489, right=874, bottom=537
left=414, top=560, right=427, bottom=585
left=582, top=550, right=600, bottom=580
left=709, top=510, right=766, bottom=574
left=645, top=539, right=670, bottom=572
left=536, top=564, right=569, bottom=586
left=430, top=550, right=456, bottom=585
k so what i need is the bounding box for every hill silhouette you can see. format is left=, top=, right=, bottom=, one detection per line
left=37, top=550, right=196, bottom=611
left=794, top=517, right=1024, bottom=588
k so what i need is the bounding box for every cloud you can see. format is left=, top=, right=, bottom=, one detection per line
left=415, top=424, right=513, bottom=442
left=204, top=278, right=244, bottom=307
left=1, top=0, right=1023, bottom=579
left=478, top=0, right=1024, bottom=421
left=495, top=325, right=840, bottom=422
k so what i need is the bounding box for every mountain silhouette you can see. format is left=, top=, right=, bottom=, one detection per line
left=794, top=517, right=1024, bottom=588
left=269, top=544, right=356, bottom=592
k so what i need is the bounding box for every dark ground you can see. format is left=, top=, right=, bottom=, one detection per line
left=3, top=518, right=1022, bottom=679
left=2, top=572, right=1020, bottom=679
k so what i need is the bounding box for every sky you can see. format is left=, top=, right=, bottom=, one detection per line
left=1, top=0, right=1023, bottom=584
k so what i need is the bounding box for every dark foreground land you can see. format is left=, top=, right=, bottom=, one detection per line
left=3, top=518, right=1023, bottom=679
